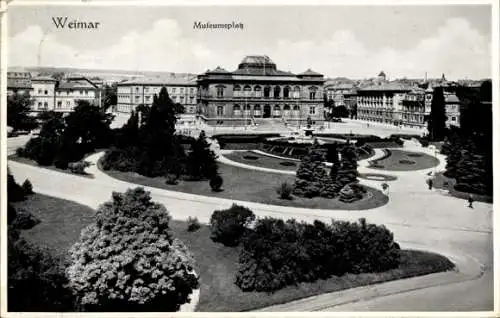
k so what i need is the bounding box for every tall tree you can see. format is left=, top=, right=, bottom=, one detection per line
left=187, top=130, right=218, bottom=180
left=7, top=92, right=38, bottom=132
left=335, top=143, right=359, bottom=189
left=102, top=83, right=117, bottom=111
left=427, top=87, right=447, bottom=141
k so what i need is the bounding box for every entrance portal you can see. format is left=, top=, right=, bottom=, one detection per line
left=263, top=105, right=271, bottom=118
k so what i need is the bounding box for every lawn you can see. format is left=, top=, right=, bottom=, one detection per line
left=223, top=151, right=298, bottom=171
left=11, top=194, right=96, bottom=260
left=369, top=149, right=439, bottom=171
left=100, top=160, right=389, bottom=210
left=12, top=194, right=455, bottom=312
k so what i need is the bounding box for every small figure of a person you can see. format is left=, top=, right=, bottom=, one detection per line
left=427, top=178, right=433, bottom=190
left=468, top=195, right=474, bottom=209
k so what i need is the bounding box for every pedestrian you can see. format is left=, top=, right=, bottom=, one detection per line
left=468, top=195, right=474, bottom=209
left=428, top=178, right=433, bottom=190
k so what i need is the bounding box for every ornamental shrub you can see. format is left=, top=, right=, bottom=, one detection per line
left=276, top=181, right=293, bottom=200
left=209, top=174, right=223, bottom=192
left=22, top=179, right=34, bottom=195
left=68, top=161, right=91, bottom=175
left=209, top=204, right=255, bottom=247
left=235, top=217, right=400, bottom=292
left=11, top=211, right=41, bottom=230
left=186, top=216, right=201, bottom=232
left=165, top=173, right=178, bottom=185
left=66, top=187, right=198, bottom=311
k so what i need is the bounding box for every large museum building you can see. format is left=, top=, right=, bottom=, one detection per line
left=197, top=55, right=325, bottom=126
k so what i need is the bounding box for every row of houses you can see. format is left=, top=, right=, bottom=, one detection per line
left=325, top=71, right=463, bottom=129
left=9, top=56, right=485, bottom=129
left=7, top=71, right=102, bottom=112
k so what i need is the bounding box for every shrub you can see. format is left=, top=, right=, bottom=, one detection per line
left=165, top=173, right=178, bottom=185
left=66, top=187, right=199, bottom=311
left=15, top=147, right=25, bottom=157
left=8, top=204, right=17, bottom=225
left=209, top=174, right=223, bottom=192
left=7, top=172, right=25, bottom=202
left=22, top=179, right=34, bottom=195
left=399, top=159, right=416, bottom=165
left=235, top=217, right=400, bottom=292
left=100, top=147, right=139, bottom=172
left=11, top=211, right=41, bottom=230
left=209, top=204, right=255, bottom=247
left=187, top=216, right=201, bottom=232
left=276, top=181, right=293, bottom=200
left=68, top=161, right=91, bottom=175
left=339, top=184, right=357, bottom=203
left=8, top=232, right=75, bottom=311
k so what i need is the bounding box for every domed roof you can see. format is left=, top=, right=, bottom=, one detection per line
left=238, top=55, right=277, bottom=70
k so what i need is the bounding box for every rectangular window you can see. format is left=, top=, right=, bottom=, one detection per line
left=38, top=102, right=42, bottom=109
left=57, top=101, right=62, bottom=108
left=217, top=87, right=224, bottom=98
left=172, top=87, right=177, bottom=93
left=38, top=89, right=42, bottom=94
left=309, top=107, right=316, bottom=115
left=190, top=88, right=194, bottom=94
left=217, top=106, right=224, bottom=116
left=180, top=88, right=184, bottom=93
left=309, top=92, right=316, bottom=100
left=451, top=116, right=456, bottom=121
left=135, top=87, right=140, bottom=93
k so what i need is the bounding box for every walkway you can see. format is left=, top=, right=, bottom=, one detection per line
left=7, top=138, right=493, bottom=311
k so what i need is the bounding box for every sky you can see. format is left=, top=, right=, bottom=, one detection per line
left=7, top=4, right=493, bottom=79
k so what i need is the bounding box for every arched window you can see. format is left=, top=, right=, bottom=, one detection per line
left=243, top=85, right=252, bottom=97
left=244, top=104, right=251, bottom=116
left=274, top=105, right=281, bottom=110
left=283, top=104, right=291, bottom=110
left=274, top=86, right=281, bottom=98
left=233, top=85, right=241, bottom=97
left=293, top=86, right=301, bottom=99
left=273, top=105, right=281, bottom=117
left=309, top=86, right=318, bottom=100
left=233, top=104, right=241, bottom=116
left=264, top=86, right=271, bottom=98
left=254, top=85, right=262, bottom=98
left=293, top=105, right=300, bottom=111
left=283, top=86, right=290, bottom=99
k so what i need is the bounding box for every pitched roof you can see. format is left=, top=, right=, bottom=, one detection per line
left=298, top=68, right=323, bottom=76
left=118, top=75, right=197, bottom=86
left=445, top=94, right=460, bottom=103
left=359, top=82, right=411, bottom=92
left=32, top=76, right=57, bottom=82
left=378, top=71, right=386, bottom=77
left=206, top=66, right=231, bottom=74
left=232, top=67, right=295, bottom=77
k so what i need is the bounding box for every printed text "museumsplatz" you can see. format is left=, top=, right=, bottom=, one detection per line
left=193, top=21, right=244, bottom=30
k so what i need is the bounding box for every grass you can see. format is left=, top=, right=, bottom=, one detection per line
left=11, top=194, right=96, bottom=260
left=100, top=160, right=389, bottom=211
left=13, top=194, right=455, bottom=312
left=8, top=154, right=95, bottom=179
left=432, top=172, right=493, bottom=203
left=224, top=151, right=298, bottom=171
left=369, top=149, right=439, bottom=171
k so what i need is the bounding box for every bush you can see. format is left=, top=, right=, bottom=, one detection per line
left=8, top=204, right=17, bottom=225
left=8, top=232, right=75, bottom=311
left=209, top=174, right=223, bottom=192
left=66, top=187, right=199, bottom=311
left=100, top=147, right=140, bottom=172
left=276, top=181, right=293, bottom=200
left=209, top=204, right=255, bottom=247
left=68, top=161, right=91, bottom=175
left=187, top=216, right=201, bottom=232
left=165, top=173, right=178, bottom=185
left=22, top=179, right=34, bottom=195
left=235, top=217, right=400, bottom=292
left=339, top=184, right=358, bottom=202
left=11, top=211, right=41, bottom=230
left=8, top=172, right=25, bottom=202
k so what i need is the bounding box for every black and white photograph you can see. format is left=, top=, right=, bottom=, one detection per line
left=1, top=0, right=497, bottom=315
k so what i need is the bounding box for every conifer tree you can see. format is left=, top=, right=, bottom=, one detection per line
left=335, top=143, right=359, bottom=189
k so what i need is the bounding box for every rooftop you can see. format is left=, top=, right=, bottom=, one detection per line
left=297, top=69, right=323, bottom=77
left=118, top=75, right=198, bottom=86
left=359, top=82, right=412, bottom=92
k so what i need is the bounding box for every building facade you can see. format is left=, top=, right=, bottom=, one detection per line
left=356, top=82, right=412, bottom=126
left=7, top=71, right=33, bottom=96
left=444, top=92, right=460, bottom=128
left=31, top=76, right=58, bottom=111
left=400, top=88, right=428, bottom=129
left=116, top=77, right=198, bottom=114
left=55, top=77, right=102, bottom=111
left=197, top=55, right=325, bottom=126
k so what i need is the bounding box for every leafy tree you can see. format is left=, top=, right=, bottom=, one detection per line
left=8, top=231, right=74, bottom=311
left=427, top=87, right=447, bottom=141
left=187, top=130, right=218, bottom=180
left=335, top=143, right=359, bottom=189
left=7, top=92, right=38, bottom=132
left=209, top=204, right=255, bottom=247
left=67, top=187, right=198, bottom=311
left=114, top=110, right=139, bottom=148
